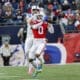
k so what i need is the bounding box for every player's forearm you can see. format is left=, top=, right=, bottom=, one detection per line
left=31, top=22, right=43, bottom=29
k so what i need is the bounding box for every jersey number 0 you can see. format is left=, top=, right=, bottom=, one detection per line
left=38, top=26, right=43, bottom=34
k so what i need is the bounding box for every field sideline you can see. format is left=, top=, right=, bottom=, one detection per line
left=0, top=63, right=80, bottom=80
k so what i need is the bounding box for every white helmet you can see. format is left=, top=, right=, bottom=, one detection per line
left=31, top=5, right=40, bottom=14
left=31, top=5, right=36, bottom=10
left=31, top=5, right=40, bottom=10
left=35, top=11, right=45, bottom=21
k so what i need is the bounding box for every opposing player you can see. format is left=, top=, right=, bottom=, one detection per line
left=29, top=12, right=54, bottom=77
left=24, top=5, right=40, bottom=74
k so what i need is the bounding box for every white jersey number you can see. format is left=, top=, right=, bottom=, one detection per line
left=38, top=26, right=43, bottom=34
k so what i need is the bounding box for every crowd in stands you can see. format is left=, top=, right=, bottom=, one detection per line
left=0, top=0, right=80, bottom=33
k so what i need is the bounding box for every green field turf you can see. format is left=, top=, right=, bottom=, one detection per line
left=0, top=64, right=80, bottom=80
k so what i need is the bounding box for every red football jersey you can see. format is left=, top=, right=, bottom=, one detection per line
left=32, top=21, right=48, bottom=38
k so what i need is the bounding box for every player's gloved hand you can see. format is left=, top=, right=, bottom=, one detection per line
left=43, top=16, right=48, bottom=22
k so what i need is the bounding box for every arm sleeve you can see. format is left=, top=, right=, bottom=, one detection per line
left=48, top=23, right=54, bottom=34
left=31, top=22, right=43, bottom=29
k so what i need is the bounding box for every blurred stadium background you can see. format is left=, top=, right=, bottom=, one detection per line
left=0, top=0, right=80, bottom=80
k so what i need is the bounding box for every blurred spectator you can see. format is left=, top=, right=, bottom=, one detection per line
left=46, top=1, right=55, bottom=23
left=60, top=13, right=68, bottom=27
left=53, top=1, right=62, bottom=23
left=0, top=0, right=79, bottom=32
left=13, top=9, right=24, bottom=24
left=0, top=0, right=7, bottom=5
left=59, top=13, right=68, bottom=33
left=19, top=0, right=25, bottom=12
left=12, top=0, right=18, bottom=10
left=25, top=0, right=31, bottom=4
left=68, top=0, right=75, bottom=4
left=0, top=3, right=4, bottom=23
left=28, top=0, right=37, bottom=9
left=3, top=0, right=12, bottom=7
left=70, top=1, right=77, bottom=10
left=27, top=0, right=38, bottom=13
left=75, top=0, right=80, bottom=9
left=0, top=41, right=12, bottom=66
left=61, top=0, right=70, bottom=11
left=65, top=9, right=74, bottom=19
left=74, top=14, right=80, bottom=30
left=39, top=1, right=44, bottom=8
left=59, top=0, right=64, bottom=4
left=38, top=2, right=46, bottom=14
left=3, top=1, right=13, bottom=24
left=47, top=0, right=53, bottom=10
left=53, top=0, right=60, bottom=11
